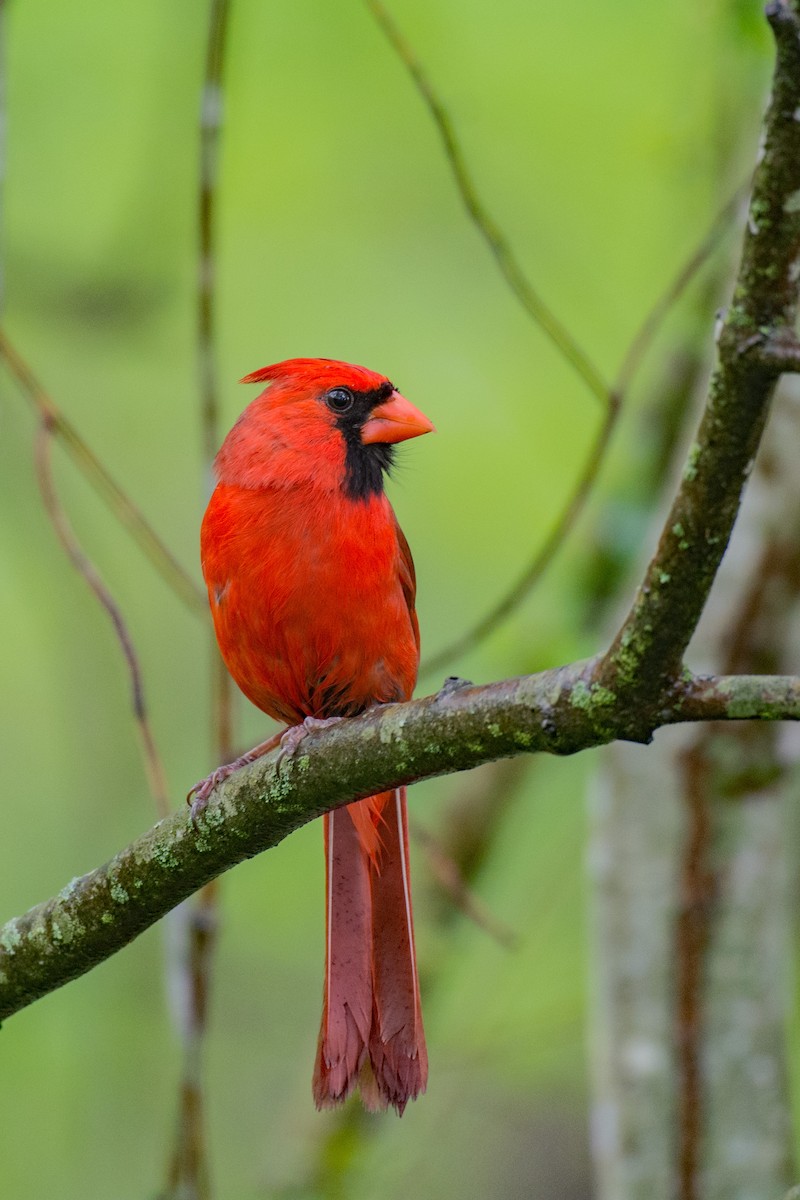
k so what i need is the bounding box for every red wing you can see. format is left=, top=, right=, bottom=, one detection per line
left=393, top=515, right=420, bottom=656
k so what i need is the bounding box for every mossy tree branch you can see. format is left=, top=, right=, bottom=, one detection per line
left=598, top=0, right=800, bottom=705
left=3, top=665, right=800, bottom=1022
left=4, top=2, right=800, bottom=1029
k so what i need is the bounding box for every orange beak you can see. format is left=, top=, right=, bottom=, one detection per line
left=361, top=391, right=436, bottom=445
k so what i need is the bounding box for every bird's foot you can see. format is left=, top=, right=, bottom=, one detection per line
left=276, top=716, right=344, bottom=764
left=187, top=730, right=283, bottom=818
left=187, top=764, right=238, bottom=816
left=187, top=719, right=345, bottom=818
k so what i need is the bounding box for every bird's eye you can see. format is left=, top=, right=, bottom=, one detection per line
left=326, top=387, right=355, bottom=414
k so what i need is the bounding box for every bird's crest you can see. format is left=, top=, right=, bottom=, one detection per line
left=240, top=358, right=392, bottom=395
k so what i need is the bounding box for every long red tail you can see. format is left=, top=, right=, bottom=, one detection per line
left=312, top=789, right=428, bottom=1114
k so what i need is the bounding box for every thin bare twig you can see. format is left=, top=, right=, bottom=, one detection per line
left=422, top=398, right=619, bottom=675
left=34, top=417, right=170, bottom=818
left=614, top=176, right=752, bottom=398
left=379, top=0, right=745, bottom=674
left=198, top=0, right=229, bottom=476
left=421, top=191, right=746, bottom=674
left=164, top=880, right=219, bottom=1200
left=3, top=0, right=171, bottom=822
left=195, top=0, right=235, bottom=771
left=0, top=328, right=206, bottom=616
left=410, top=817, right=517, bottom=948
left=198, top=0, right=235, bottom=772
left=366, top=0, right=610, bottom=406
left=165, top=3, right=232, bottom=1196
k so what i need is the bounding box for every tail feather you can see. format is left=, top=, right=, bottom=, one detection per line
left=313, top=790, right=428, bottom=1114
left=312, top=806, right=372, bottom=1107
left=369, top=789, right=428, bottom=1114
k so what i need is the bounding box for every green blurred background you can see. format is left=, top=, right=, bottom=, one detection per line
left=0, top=1, right=771, bottom=1196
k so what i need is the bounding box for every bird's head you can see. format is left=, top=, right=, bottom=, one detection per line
left=214, top=358, right=435, bottom=499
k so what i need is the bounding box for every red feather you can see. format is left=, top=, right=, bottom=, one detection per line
left=199, top=358, right=432, bottom=1112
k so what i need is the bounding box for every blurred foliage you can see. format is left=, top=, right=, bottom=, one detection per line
left=0, top=1, right=771, bottom=1197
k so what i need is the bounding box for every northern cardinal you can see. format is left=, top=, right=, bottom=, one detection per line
left=191, top=358, right=434, bottom=1113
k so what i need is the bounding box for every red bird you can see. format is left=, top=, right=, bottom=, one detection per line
left=192, top=358, right=434, bottom=1113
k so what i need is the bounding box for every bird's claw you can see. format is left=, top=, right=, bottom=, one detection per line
left=187, top=720, right=340, bottom=817
left=187, top=764, right=237, bottom=820
left=276, top=716, right=344, bottom=765
left=186, top=730, right=285, bottom=820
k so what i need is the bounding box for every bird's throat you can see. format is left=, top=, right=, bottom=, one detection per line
left=341, top=438, right=394, bottom=502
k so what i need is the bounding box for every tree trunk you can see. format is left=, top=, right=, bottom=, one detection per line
left=589, top=379, right=800, bottom=1199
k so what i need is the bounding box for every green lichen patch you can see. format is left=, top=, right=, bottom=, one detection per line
left=570, top=680, right=617, bottom=712
left=709, top=677, right=796, bottom=722
left=749, top=195, right=773, bottom=233
left=683, top=442, right=701, bottom=482
left=50, top=911, right=85, bottom=945
left=150, top=841, right=180, bottom=872
left=109, top=882, right=130, bottom=905
left=379, top=719, right=407, bottom=746
left=0, top=920, right=22, bottom=954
